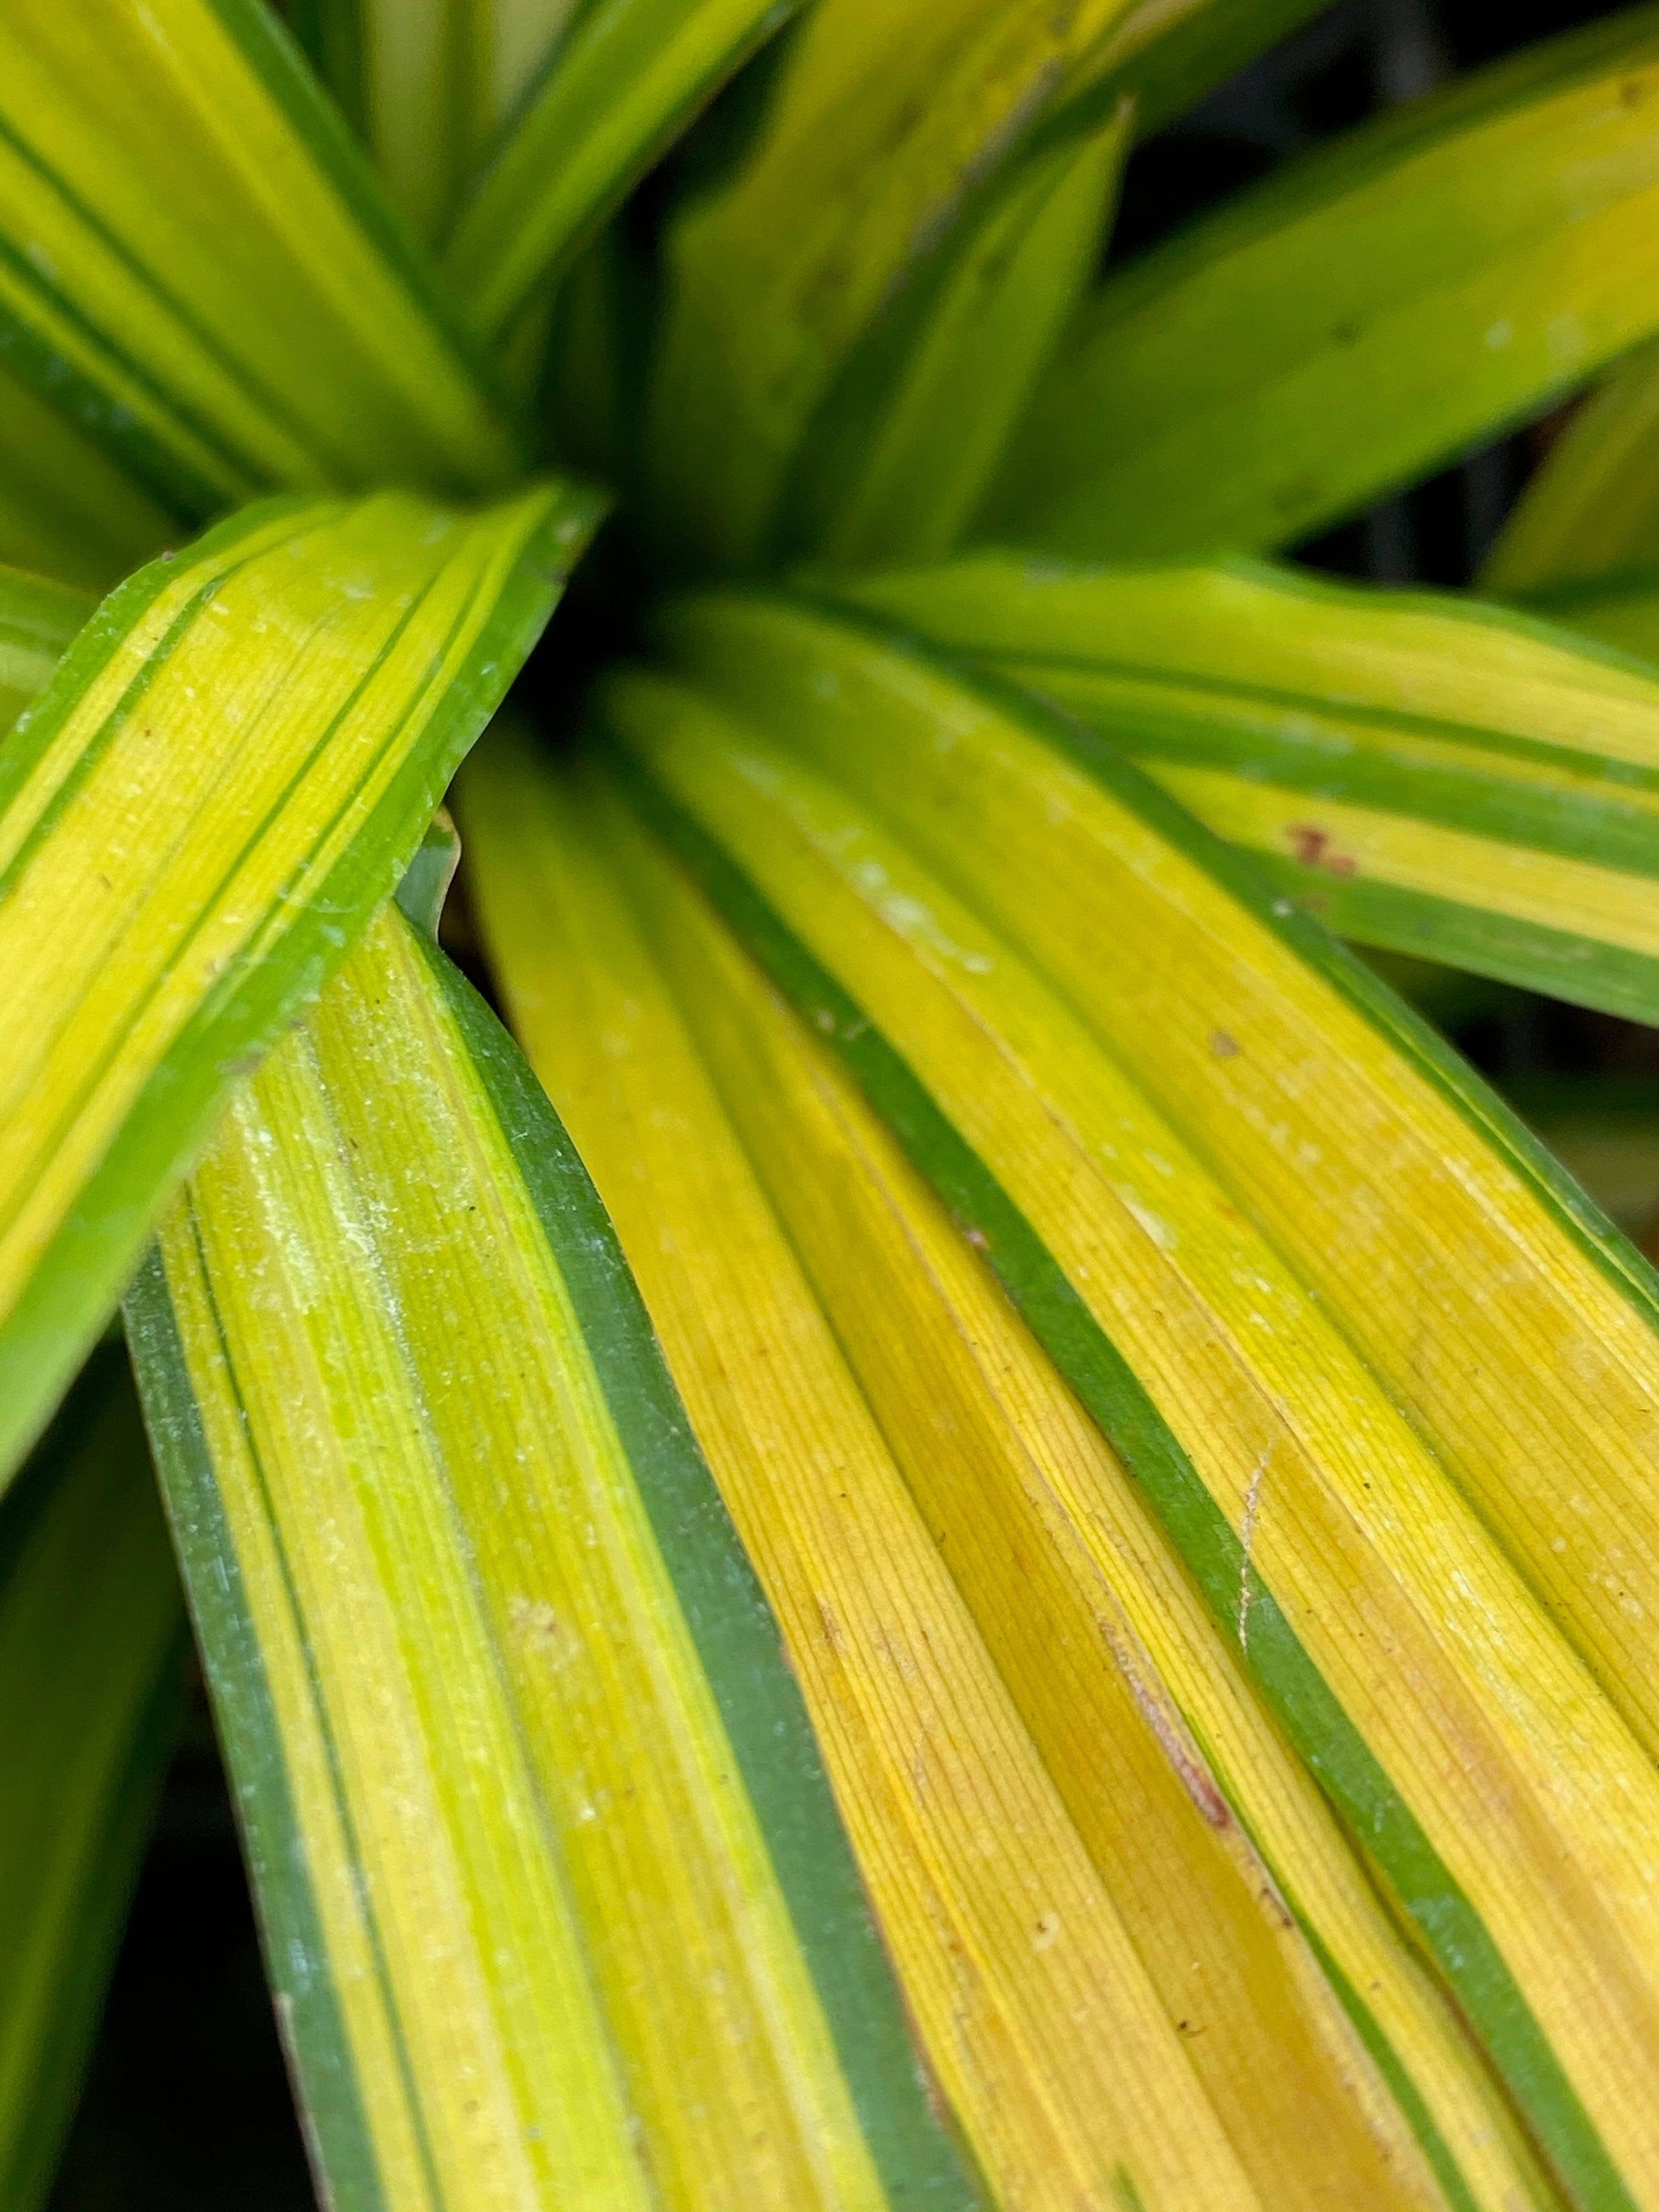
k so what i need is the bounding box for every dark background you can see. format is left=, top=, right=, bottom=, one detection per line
left=43, top=2, right=1646, bottom=2203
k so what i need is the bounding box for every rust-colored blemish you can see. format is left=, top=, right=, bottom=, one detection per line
left=1286, top=823, right=1357, bottom=876
left=1108, top=1624, right=1233, bottom=1831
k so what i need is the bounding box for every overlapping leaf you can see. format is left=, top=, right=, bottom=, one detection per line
left=644, top=0, right=1136, bottom=569
left=836, top=551, right=1659, bottom=1027
left=0, top=569, right=92, bottom=743
left=126, top=892, right=973, bottom=2212
left=14, top=7, right=1659, bottom=2211
left=774, top=102, right=1132, bottom=568
left=0, top=368, right=179, bottom=597
left=1500, top=1077, right=1659, bottom=1245
left=1521, top=566, right=1659, bottom=665
left=0, top=0, right=520, bottom=583
left=1474, top=335, right=1659, bottom=648
left=445, top=0, right=806, bottom=348
left=990, top=8, right=1659, bottom=560
left=460, top=721, right=1556, bottom=2212
left=1485, top=341, right=1659, bottom=592
left=289, top=0, right=577, bottom=242
left=1061, top=0, right=1330, bottom=137
left=0, top=1345, right=184, bottom=2212
left=532, top=587, right=1659, bottom=2212
left=0, top=479, right=600, bottom=1484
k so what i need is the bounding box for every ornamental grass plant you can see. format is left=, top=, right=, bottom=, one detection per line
left=14, top=2, right=1659, bottom=2208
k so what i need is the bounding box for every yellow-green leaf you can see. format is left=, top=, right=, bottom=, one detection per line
left=0, top=567, right=93, bottom=742
left=775, top=100, right=1132, bottom=568
left=290, top=0, right=578, bottom=243
left=590, top=585, right=1659, bottom=2211
left=125, top=895, right=976, bottom=2212
left=0, top=1342, right=185, bottom=2212
left=445, top=0, right=804, bottom=347
left=834, top=550, right=1659, bottom=1027
left=644, top=0, right=1133, bottom=571
left=0, top=478, right=601, bottom=1486
left=460, top=718, right=1556, bottom=2212
left=989, top=9, right=1659, bottom=561
left=0, top=0, right=521, bottom=543
left=1520, top=566, right=1659, bottom=664
left=1483, top=341, right=1659, bottom=592
left=0, top=364, right=180, bottom=594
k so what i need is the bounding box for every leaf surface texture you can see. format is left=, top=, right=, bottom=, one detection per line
left=127, top=899, right=973, bottom=2212
left=0, top=480, right=599, bottom=1480
left=459, top=723, right=1559, bottom=2212
left=552, top=589, right=1659, bottom=2212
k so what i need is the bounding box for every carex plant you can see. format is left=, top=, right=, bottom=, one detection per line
left=15, top=1, right=1659, bottom=2207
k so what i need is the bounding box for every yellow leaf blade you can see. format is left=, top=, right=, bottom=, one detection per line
left=0, top=479, right=601, bottom=1481
left=127, top=898, right=974, bottom=2212
left=839, top=551, right=1659, bottom=1028
left=613, top=589, right=1659, bottom=2209
left=0, top=0, right=521, bottom=543
left=298, top=0, right=578, bottom=244
left=459, top=719, right=1542, bottom=2212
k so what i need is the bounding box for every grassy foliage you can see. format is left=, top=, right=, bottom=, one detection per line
left=10, top=3, right=1659, bottom=2209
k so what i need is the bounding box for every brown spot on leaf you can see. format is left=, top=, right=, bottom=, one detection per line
left=1110, top=1624, right=1234, bottom=1830
left=1209, top=1029, right=1239, bottom=1059
left=1259, top=1882, right=1293, bottom=1930
left=1287, top=823, right=1358, bottom=877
